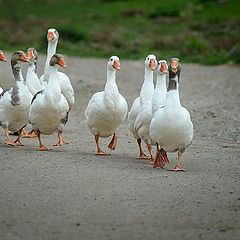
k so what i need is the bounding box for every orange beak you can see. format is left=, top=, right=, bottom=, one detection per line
left=59, top=57, right=66, bottom=68
left=160, top=63, right=168, bottom=74
left=149, top=59, right=156, bottom=71
left=113, top=60, right=120, bottom=70
left=21, top=53, right=30, bottom=63
left=27, top=51, right=33, bottom=60
left=48, top=31, right=55, bottom=42
left=171, top=60, right=178, bottom=70
left=0, top=52, right=7, bottom=62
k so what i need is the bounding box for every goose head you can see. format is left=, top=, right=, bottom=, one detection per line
left=47, top=28, right=59, bottom=42
left=157, top=60, right=168, bottom=75
left=0, top=50, right=7, bottom=62
left=50, top=54, right=66, bottom=69
left=11, top=50, right=29, bottom=66
left=169, top=58, right=181, bottom=74
left=27, top=47, right=38, bottom=61
left=145, top=54, right=157, bottom=71
left=108, top=56, right=120, bottom=71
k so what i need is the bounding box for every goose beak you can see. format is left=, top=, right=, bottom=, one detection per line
left=171, top=60, right=178, bottom=70
left=48, top=32, right=55, bottom=42
left=149, top=59, right=156, bottom=71
left=27, top=51, right=33, bottom=60
left=59, top=57, right=66, bottom=68
left=113, top=60, right=120, bottom=70
left=0, top=52, right=7, bottom=62
left=21, top=53, right=30, bottom=62
left=160, top=63, right=168, bottom=74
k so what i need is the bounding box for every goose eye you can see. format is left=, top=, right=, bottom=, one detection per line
left=147, top=58, right=149, bottom=60
left=111, top=58, right=113, bottom=61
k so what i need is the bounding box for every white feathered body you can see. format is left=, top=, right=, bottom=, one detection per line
left=29, top=68, right=69, bottom=135
left=85, top=71, right=128, bottom=138
left=150, top=90, right=193, bottom=152
left=0, top=81, right=32, bottom=132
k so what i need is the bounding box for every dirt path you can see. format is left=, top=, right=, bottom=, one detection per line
left=0, top=53, right=239, bottom=240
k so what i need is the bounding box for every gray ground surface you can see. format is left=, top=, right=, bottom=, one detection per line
left=0, top=52, right=239, bottom=240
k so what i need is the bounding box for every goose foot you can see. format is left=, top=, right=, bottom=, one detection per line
left=168, top=166, right=186, bottom=172
left=14, top=140, right=24, bottom=146
left=96, top=150, right=111, bottom=156
left=137, top=153, right=150, bottom=159
left=153, top=145, right=165, bottom=168
left=53, top=132, right=68, bottom=146
left=108, top=132, right=117, bottom=150
left=38, top=146, right=52, bottom=151
left=22, top=130, right=38, bottom=138
left=5, top=140, right=17, bottom=146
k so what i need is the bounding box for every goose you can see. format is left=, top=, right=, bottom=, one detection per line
left=22, top=47, right=44, bottom=138
left=0, top=50, right=7, bottom=94
left=0, top=51, right=32, bottom=146
left=40, top=28, right=74, bottom=145
left=85, top=56, right=128, bottom=155
left=149, top=58, right=193, bottom=171
left=29, top=54, right=69, bottom=151
left=128, top=54, right=157, bottom=159
left=134, top=60, right=168, bottom=163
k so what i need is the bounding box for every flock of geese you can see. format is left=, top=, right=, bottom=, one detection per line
left=0, top=28, right=193, bottom=172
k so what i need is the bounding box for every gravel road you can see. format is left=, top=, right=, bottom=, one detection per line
left=0, top=52, right=239, bottom=240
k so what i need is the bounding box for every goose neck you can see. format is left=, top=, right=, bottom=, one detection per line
left=12, top=63, right=24, bottom=82
left=105, top=69, right=118, bottom=93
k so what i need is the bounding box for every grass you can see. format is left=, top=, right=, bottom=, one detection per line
left=0, top=0, right=239, bottom=64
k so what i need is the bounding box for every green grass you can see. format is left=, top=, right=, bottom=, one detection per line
left=0, top=0, right=239, bottom=64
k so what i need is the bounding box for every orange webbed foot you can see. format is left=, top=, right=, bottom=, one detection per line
left=108, top=132, right=117, bottom=151
left=38, top=146, right=52, bottom=151
left=22, top=130, right=38, bottom=138
left=53, top=140, right=69, bottom=146
left=137, top=153, right=151, bottom=159
left=96, top=150, right=111, bottom=156
left=5, top=140, right=17, bottom=146
left=168, top=166, right=186, bottom=172
left=14, top=140, right=24, bottom=146
left=153, top=153, right=165, bottom=169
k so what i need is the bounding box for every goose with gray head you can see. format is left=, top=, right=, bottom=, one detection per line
left=134, top=60, right=168, bottom=163
left=0, top=50, right=7, bottom=94
left=29, top=54, right=69, bottom=151
left=22, top=47, right=45, bottom=138
left=85, top=56, right=128, bottom=155
left=40, top=28, right=74, bottom=145
left=149, top=58, right=193, bottom=171
left=0, top=50, right=32, bottom=146
left=128, top=54, right=157, bottom=159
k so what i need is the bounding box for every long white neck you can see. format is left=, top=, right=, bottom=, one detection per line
left=27, top=60, right=37, bottom=75
left=104, top=68, right=119, bottom=95
left=152, top=73, right=167, bottom=114
left=140, top=66, right=154, bottom=106
left=44, top=40, right=58, bottom=81
left=45, top=66, right=61, bottom=101
left=165, top=75, right=181, bottom=109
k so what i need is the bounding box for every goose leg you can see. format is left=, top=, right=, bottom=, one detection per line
left=53, top=132, right=69, bottom=146
left=22, top=129, right=38, bottom=138
left=168, top=152, right=186, bottom=172
left=108, top=132, right=117, bottom=150
left=153, top=143, right=165, bottom=168
left=147, top=144, right=155, bottom=164
left=37, top=132, right=52, bottom=151
left=95, top=135, right=110, bottom=155
left=14, top=128, right=24, bottom=146
left=160, top=147, right=169, bottom=163
left=4, top=128, right=18, bottom=146
left=136, top=138, right=150, bottom=159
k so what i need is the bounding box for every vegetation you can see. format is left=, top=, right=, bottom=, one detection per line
left=0, top=0, right=239, bottom=64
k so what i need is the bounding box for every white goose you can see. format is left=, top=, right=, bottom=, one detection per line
left=29, top=54, right=69, bottom=151
left=40, top=28, right=74, bottom=145
left=85, top=56, right=128, bottom=155
left=26, top=48, right=44, bottom=96
left=0, top=50, right=7, bottom=94
left=128, top=54, right=157, bottom=158
left=22, top=47, right=44, bottom=138
left=134, top=60, right=168, bottom=163
left=0, top=51, right=32, bottom=146
left=149, top=58, right=193, bottom=171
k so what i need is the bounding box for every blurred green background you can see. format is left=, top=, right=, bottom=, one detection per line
left=0, top=0, right=239, bottom=64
